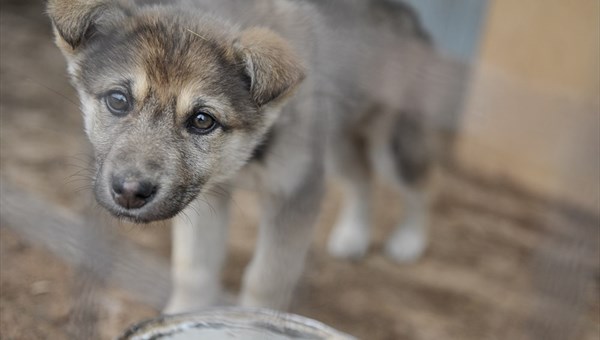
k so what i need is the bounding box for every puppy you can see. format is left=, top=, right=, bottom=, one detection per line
left=47, top=0, right=438, bottom=313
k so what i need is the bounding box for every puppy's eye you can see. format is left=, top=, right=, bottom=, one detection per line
left=105, top=91, right=131, bottom=115
left=187, top=111, right=218, bottom=134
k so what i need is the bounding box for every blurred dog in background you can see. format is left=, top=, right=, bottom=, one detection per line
left=47, top=0, right=439, bottom=313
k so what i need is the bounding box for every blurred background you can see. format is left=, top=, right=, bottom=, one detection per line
left=1, top=0, right=598, bottom=339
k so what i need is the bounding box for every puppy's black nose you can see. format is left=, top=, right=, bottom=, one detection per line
left=111, top=176, right=157, bottom=209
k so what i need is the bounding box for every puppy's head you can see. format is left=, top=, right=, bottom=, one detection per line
left=48, top=0, right=305, bottom=222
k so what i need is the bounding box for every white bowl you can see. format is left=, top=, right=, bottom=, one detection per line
left=118, top=307, right=356, bottom=340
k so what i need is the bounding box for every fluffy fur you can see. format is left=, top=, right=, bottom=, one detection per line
left=48, top=0, right=440, bottom=312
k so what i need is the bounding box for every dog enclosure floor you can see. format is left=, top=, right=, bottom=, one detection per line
left=1, top=1, right=598, bottom=339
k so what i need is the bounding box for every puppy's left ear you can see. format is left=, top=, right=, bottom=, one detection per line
left=235, top=28, right=306, bottom=107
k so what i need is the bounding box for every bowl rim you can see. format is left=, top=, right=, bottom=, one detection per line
left=118, top=306, right=357, bottom=340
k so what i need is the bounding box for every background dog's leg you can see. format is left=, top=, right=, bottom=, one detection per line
left=327, top=135, right=373, bottom=259
left=385, top=184, right=431, bottom=263
left=239, top=177, right=324, bottom=310
left=372, top=111, right=434, bottom=263
left=163, top=192, right=230, bottom=314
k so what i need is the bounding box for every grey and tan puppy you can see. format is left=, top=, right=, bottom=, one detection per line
left=47, top=0, right=440, bottom=312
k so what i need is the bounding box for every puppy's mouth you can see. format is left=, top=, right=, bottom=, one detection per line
left=94, top=182, right=200, bottom=224
left=107, top=207, right=179, bottom=224
left=97, top=199, right=180, bottom=224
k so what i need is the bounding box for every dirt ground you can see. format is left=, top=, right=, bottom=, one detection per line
left=1, top=1, right=599, bottom=339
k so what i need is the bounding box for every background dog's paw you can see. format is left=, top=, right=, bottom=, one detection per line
left=384, top=222, right=427, bottom=263
left=327, top=220, right=370, bottom=260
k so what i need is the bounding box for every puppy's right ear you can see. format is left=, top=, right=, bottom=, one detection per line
left=47, top=0, right=128, bottom=55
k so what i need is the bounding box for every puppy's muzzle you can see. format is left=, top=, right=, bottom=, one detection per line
left=110, top=174, right=157, bottom=210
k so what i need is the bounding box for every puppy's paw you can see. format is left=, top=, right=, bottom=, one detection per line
left=162, top=293, right=214, bottom=315
left=162, top=290, right=233, bottom=315
left=162, top=276, right=221, bottom=314
left=162, top=296, right=208, bottom=314
left=327, top=220, right=370, bottom=260
left=384, top=222, right=427, bottom=263
left=239, top=282, right=292, bottom=310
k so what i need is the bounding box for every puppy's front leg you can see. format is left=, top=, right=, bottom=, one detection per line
left=240, top=177, right=324, bottom=310
left=164, top=192, right=230, bottom=314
